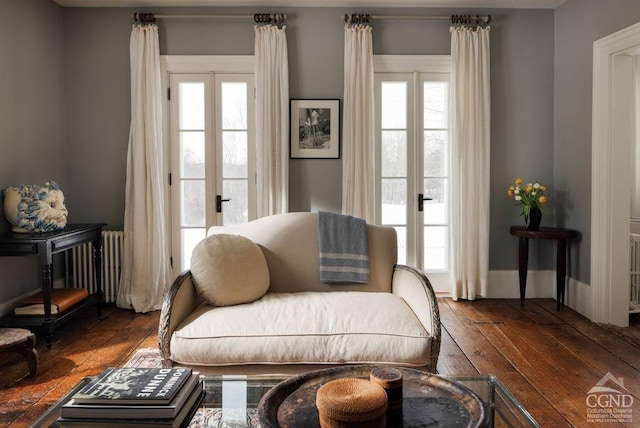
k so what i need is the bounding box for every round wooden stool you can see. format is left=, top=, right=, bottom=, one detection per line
left=0, top=328, right=38, bottom=378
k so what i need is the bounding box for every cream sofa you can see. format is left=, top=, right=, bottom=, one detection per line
left=158, top=212, right=441, bottom=375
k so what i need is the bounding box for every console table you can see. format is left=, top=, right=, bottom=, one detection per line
left=509, top=226, right=578, bottom=311
left=0, top=224, right=106, bottom=347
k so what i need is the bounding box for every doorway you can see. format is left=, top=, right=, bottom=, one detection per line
left=161, top=55, right=257, bottom=275
left=591, top=22, right=640, bottom=327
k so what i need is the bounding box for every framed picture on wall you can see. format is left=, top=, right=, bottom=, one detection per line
left=290, top=99, right=341, bottom=159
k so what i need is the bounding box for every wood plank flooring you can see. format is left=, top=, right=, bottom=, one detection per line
left=0, top=304, right=160, bottom=427
left=439, top=298, right=640, bottom=427
left=1, top=298, right=639, bottom=427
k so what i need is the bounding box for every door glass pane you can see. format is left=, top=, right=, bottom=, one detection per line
left=381, top=179, right=406, bottom=225
left=424, top=82, right=447, bottom=129
left=182, top=228, right=206, bottom=271
left=394, top=226, right=407, bottom=265
left=179, top=82, right=205, bottom=130
left=381, top=131, right=407, bottom=177
left=222, top=82, right=247, bottom=129
left=173, top=73, right=255, bottom=276
left=222, top=131, right=248, bottom=178
left=424, top=226, right=447, bottom=270
left=424, top=130, right=447, bottom=177
left=180, top=132, right=205, bottom=178
left=181, top=180, right=205, bottom=227
left=381, top=82, right=407, bottom=129
left=222, top=180, right=248, bottom=225
left=423, top=178, right=447, bottom=225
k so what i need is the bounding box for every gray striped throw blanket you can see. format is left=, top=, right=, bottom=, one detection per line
left=317, top=211, right=369, bottom=283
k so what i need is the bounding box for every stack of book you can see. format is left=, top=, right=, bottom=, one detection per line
left=14, top=288, right=89, bottom=316
left=57, top=367, right=203, bottom=427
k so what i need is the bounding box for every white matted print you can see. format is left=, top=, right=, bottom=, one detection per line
left=290, top=99, right=340, bottom=159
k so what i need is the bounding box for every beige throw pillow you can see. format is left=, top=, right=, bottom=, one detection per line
left=190, top=234, right=270, bottom=306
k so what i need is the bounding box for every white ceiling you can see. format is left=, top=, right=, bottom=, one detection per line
left=53, top=0, right=568, bottom=9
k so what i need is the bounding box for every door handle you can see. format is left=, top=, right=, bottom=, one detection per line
left=216, top=195, right=231, bottom=213
left=418, top=194, right=433, bottom=212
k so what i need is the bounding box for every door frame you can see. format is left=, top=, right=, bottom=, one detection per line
left=591, top=22, right=640, bottom=326
left=373, top=55, right=452, bottom=293
left=160, top=56, right=254, bottom=274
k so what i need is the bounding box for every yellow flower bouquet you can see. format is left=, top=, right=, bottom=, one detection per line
left=507, top=178, right=548, bottom=229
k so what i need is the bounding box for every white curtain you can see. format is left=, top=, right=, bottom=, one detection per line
left=117, top=24, right=172, bottom=313
left=255, top=24, right=289, bottom=217
left=342, top=24, right=375, bottom=223
left=450, top=26, right=491, bottom=300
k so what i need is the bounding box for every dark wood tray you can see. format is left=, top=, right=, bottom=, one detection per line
left=258, top=365, right=489, bottom=427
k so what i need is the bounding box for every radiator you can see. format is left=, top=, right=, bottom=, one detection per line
left=69, top=230, right=123, bottom=303
left=631, top=233, right=640, bottom=314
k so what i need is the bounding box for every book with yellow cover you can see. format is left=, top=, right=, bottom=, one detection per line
left=14, top=288, right=89, bottom=316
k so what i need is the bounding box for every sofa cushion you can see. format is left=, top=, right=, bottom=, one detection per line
left=169, top=291, right=431, bottom=367
left=207, top=212, right=397, bottom=294
left=190, top=234, right=269, bottom=306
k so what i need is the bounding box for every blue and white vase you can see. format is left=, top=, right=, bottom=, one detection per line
left=3, top=182, right=68, bottom=233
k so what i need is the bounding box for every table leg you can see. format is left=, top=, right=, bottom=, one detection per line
left=556, top=239, right=567, bottom=311
left=38, top=241, right=54, bottom=348
left=41, top=263, right=53, bottom=348
left=18, top=333, right=38, bottom=378
left=518, top=237, right=529, bottom=306
left=93, top=234, right=104, bottom=316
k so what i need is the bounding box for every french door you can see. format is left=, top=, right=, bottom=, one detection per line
left=169, top=73, right=255, bottom=273
left=375, top=70, right=450, bottom=291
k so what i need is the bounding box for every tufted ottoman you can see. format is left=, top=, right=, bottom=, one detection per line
left=0, top=328, right=38, bottom=378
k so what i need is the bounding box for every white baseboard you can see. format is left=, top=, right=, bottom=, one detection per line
left=486, top=270, right=592, bottom=319
left=0, top=278, right=67, bottom=318
left=433, top=270, right=556, bottom=299
left=434, top=270, right=593, bottom=321
left=485, top=270, right=556, bottom=299
left=431, top=270, right=555, bottom=298
left=564, top=276, right=593, bottom=320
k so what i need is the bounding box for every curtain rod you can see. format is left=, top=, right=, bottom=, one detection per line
left=342, top=13, right=492, bottom=26
left=132, top=12, right=286, bottom=24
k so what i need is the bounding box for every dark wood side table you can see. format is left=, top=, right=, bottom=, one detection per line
left=509, top=226, right=578, bottom=311
left=0, top=223, right=106, bottom=347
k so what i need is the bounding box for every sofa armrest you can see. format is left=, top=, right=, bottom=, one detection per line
left=158, top=270, right=203, bottom=367
left=392, top=264, right=441, bottom=373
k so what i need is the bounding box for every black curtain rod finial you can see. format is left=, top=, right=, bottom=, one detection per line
left=132, top=12, right=156, bottom=23
left=254, top=13, right=287, bottom=25
left=451, top=14, right=491, bottom=27
left=345, top=13, right=371, bottom=26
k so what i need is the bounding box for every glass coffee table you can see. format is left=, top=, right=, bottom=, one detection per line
left=442, top=375, right=539, bottom=427
left=36, top=373, right=539, bottom=427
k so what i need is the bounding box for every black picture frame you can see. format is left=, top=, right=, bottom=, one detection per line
left=290, top=99, right=341, bottom=159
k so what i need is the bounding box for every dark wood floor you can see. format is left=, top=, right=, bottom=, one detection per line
left=439, top=298, right=640, bottom=427
left=1, top=299, right=639, bottom=427
left=0, top=304, right=160, bottom=428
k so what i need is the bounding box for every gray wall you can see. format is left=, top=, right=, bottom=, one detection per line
left=0, top=0, right=64, bottom=302
left=554, top=0, right=640, bottom=283
left=484, top=10, right=555, bottom=270
left=61, top=7, right=556, bottom=272
left=64, top=9, right=131, bottom=228
left=2, top=3, right=579, bottom=307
